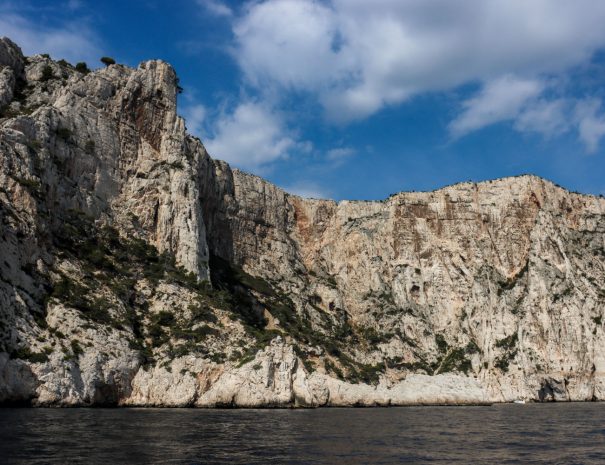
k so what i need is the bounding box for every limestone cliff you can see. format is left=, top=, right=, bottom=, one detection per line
left=1, top=37, right=604, bottom=406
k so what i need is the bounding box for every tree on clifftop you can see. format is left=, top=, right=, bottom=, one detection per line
left=100, top=56, right=116, bottom=67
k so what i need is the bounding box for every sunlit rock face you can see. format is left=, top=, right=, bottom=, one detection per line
left=1, top=37, right=605, bottom=406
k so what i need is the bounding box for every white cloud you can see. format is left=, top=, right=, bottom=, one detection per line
left=326, top=147, right=355, bottom=161
left=203, top=101, right=308, bottom=170
left=449, top=76, right=543, bottom=137
left=233, top=0, right=605, bottom=123
left=234, top=0, right=350, bottom=90
left=198, top=0, right=233, bottom=17
left=0, top=10, right=101, bottom=65
left=514, top=99, right=570, bottom=137
left=180, top=104, right=207, bottom=137
left=283, top=181, right=330, bottom=199
left=450, top=82, right=605, bottom=148
left=327, top=147, right=355, bottom=160
left=575, top=100, right=605, bottom=153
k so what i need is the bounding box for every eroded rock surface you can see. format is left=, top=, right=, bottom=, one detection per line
left=1, top=37, right=604, bottom=406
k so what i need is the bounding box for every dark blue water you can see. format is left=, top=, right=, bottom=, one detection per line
left=1, top=404, right=605, bottom=464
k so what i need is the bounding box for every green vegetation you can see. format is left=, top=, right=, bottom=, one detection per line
left=10, top=347, right=49, bottom=363
left=383, top=335, right=477, bottom=376
left=360, top=326, right=392, bottom=346
left=100, top=56, right=116, bottom=67
left=208, top=255, right=357, bottom=370
left=0, top=102, right=43, bottom=119
left=438, top=347, right=472, bottom=374
left=26, top=139, right=42, bottom=151
left=494, top=332, right=519, bottom=372
left=84, top=140, right=95, bottom=154
left=553, top=287, right=572, bottom=303
left=13, top=176, right=41, bottom=196
left=55, top=127, right=72, bottom=141
left=48, top=327, right=65, bottom=339
left=75, top=62, right=90, bottom=74
left=333, top=320, right=354, bottom=340
left=188, top=297, right=218, bottom=324
left=386, top=356, right=432, bottom=373
left=236, top=354, right=256, bottom=368
left=465, top=340, right=480, bottom=354
left=497, top=262, right=528, bottom=296
left=495, top=333, right=518, bottom=350
left=47, top=210, right=236, bottom=366
left=0, top=105, right=19, bottom=118
left=172, top=324, right=217, bottom=341
left=435, top=334, right=449, bottom=352
left=51, top=276, right=114, bottom=325
left=42, top=209, right=473, bottom=382
left=147, top=323, right=168, bottom=348
left=40, top=65, right=55, bottom=82
left=151, top=310, right=176, bottom=327
left=294, top=345, right=316, bottom=373
left=348, top=362, right=383, bottom=385
left=324, top=359, right=344, bottom=380
left=70, top=339, right=84, bottom=356
left=167, top=161, right=184, bottom=170
left=252, top=217, right=271, bottom=227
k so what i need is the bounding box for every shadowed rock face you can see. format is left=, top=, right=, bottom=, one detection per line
left=1, top=37, right=605, bottom=406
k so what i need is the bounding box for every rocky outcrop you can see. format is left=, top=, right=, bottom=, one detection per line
left=0, top=37, right=209, bottom=280
left=199, top=165, right=605, bottom=403
left=118, top=338, right=490, bottom=407
left=1, top=37, right=605, bottom=406
left=0, top=38, right=24, bottom=107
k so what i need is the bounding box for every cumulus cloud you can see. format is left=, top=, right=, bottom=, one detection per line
left=449, top=76, right=544, bottom=137
left=198, top=0, right=233, bottom=17
left=233, top=0, right=605, bottom=123
left=514, top=99, right=570, bottom=137
left=203, top=102, right=309, bottom=170
left=0, top=10, right=101, bottom=65
left=575, top=100, right=605, bottom=153
left=450, top=80, right=605, bottom=150
left=234, top=0, right=349, bottom=90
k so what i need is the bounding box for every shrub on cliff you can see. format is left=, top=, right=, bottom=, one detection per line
left=100, top=56, right=116, bottom=67
left=75, top=62, right=90, bottom=74
left=40, top=65, right=55, bottom=82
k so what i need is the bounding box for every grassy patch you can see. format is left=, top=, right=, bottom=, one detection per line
left=494, top=332, right=519, bottom=372
left=10, top=347, right=49, bottom=363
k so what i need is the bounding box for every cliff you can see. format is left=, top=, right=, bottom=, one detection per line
left=1, top=37, right=604, bottom=406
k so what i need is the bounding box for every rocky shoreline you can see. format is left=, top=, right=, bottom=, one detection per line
left=0, top=338, right=585, bottom=407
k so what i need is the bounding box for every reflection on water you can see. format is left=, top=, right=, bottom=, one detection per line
left=1, top=403, right=605, bottom=464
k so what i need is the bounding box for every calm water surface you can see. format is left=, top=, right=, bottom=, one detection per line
left=1, top=404, right=605, bottom=464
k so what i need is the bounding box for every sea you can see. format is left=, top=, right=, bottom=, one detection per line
left=1, top=403, right=604, bottom=464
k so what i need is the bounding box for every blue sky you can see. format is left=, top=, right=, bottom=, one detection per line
left=2, top=0, right=605, bottom=200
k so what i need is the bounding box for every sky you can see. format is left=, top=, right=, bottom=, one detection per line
left=1, top=0, right=605, bottom=200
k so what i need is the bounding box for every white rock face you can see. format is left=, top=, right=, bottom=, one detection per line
left=118, top=339, right=490, bottom=407
left=0, top=37, right=604, bottom=407
left=200, top=166, right=605, bottom=403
